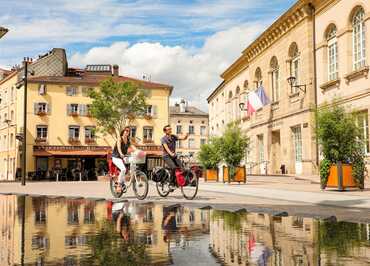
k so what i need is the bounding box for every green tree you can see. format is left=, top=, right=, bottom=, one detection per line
left=197, top=137, right=222, bottom=169
left=88, top=78, right=147, bottom=140
left=217, top=123, right=249, bottom=179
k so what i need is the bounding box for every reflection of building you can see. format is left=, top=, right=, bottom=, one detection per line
left=170, top=99, right=209, bottom=158
left=0, top=195, right=17, bottom=266
left=0, top=48, right=173, bottom=180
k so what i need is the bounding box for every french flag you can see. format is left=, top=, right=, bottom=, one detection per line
left=246, top=86, right=270, bottom=116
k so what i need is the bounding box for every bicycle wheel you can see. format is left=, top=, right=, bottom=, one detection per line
left=109, top=176, right=124, bottom=198
left=133, top=170, right=149, bottom=200
left=181, top=170, right=199, bottom=200
left=155, top=169, right=171, bottom=197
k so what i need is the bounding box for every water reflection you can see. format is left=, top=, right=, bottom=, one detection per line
left=1, top=194, right=370, bottom=265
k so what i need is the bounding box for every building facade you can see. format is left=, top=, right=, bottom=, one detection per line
left=208, top=0, right=318, bottom=176
left=169, top=99, right=209, bottom=158
left=315, top=0, right=370, bottom=167
left=0, top=48, right=172, bottom=180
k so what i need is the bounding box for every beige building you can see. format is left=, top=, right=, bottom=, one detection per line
left=315, top=0, right=370, bottom=167
left=170, top=99, right=209, bottom=158
left=0, top=48, right=172, bottom=181
left=208, top=0, right=318, bottom=176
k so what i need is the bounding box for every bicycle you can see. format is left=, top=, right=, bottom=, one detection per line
left=153, top=156, right=199, bottom=200
left=108, top=150, right=149, bottom=200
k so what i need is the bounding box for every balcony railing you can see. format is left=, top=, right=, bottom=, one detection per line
left=143, top=139, right=154, bottom=144
left=68, top=137, right=80, bottom=143
left=35, top=137, right=47, bottom=143
left=36, top=110, right=47, bottom=116
left=69, top=111, right=79, bottom=117
left=85, top=138, right=96, bottom=144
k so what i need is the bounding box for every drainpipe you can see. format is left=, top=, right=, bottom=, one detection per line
left=309, top=3, right=319, bottom=171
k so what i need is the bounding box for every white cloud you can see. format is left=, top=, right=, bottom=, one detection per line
left=70, top=23, right=266, bottom=111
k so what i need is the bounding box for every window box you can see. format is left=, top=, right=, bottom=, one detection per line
left=70, top=112, right=79, bottom=117
left=320, top=78, right=340, bottom=91
left=35, top=137, right=47, bottom=143
left=68, top=138, right=80, bottom=143
left=143, top=139, right=154, bottom=144
left=37, top=110, right=47, bottom=116
left=85, top=138, right=96, bottom=144
left=144, top=114, right=152, bottom=120
left=344, top=66, right=369, bottom=83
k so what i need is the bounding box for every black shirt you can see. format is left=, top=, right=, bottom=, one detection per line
left=112, top=138, right=131, bottom=158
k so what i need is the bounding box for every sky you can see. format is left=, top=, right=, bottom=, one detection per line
left=0, top=0, right=296, bottom=110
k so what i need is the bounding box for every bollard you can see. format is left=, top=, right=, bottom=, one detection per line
left=79, top=172, right=82, bottom=182
left=56, top=173, right=59, bottom=182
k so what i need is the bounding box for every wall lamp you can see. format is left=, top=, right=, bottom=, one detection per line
left=239, top=102, right=247, bottom=111
left=287, top=76, right=306, bottom=93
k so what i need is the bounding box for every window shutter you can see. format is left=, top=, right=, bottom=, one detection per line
left=79, top=104, right=86, bottom=116
left=67, top=104, right=70, bottom=115
left=152, top=105, right=157, bottom=118
left=47, top=104, right=51, bottom=115
left=34, top=103, right=38, bottom=114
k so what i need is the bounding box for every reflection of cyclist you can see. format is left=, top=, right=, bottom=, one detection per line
left=161, top=125, right=188, bottom=184
left=162, top=205, right=179, bottom=243
left=112, top=127, right=136, bottom=191
left=112, top=202, right=132, bottom=242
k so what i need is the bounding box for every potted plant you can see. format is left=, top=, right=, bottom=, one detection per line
left=218, top=123, right=249, bottom=183
left=316, top=103, right=365, bottom=190
left=198, top=138, right=222, bottom=182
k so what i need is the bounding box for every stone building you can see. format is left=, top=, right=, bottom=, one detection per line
left=169, top=99, right=209, bottom=159
left=315, top=0, right=370, bottom=169
left=208, top=0, right=317, bottom=176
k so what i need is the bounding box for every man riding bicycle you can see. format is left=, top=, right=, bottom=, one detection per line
left=161, top=125, right=188, bottom=186
left=112, top=126, right=136, bottom=192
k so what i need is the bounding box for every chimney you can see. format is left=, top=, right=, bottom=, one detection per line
left=113, top=64, right=119, bottom=76
left=180, top=99, right=186, bottom=113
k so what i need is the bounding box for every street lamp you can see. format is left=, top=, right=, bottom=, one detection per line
left=287, top=76, right=307, bottom=93
left=16, top=58, right=34, bottom=186
left=239, top=102, right=246, bottom=111
left=4, top=118, right=11, bottom=181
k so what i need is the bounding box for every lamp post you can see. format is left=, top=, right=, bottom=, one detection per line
left=239, top=102, right=246, bottom=111
left=17, top=58, right=34, bottom=186
left=4, top=118, right=11, bottom=181
left=287, top=76, right=307, bottom=93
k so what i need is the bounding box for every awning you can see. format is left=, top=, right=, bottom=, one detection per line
left=34, top=149, right=109, bottom=157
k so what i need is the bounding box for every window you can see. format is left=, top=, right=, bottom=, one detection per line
left=143, top=127, right=153, bottom=142
left=10, top=133, right=13, bottom=148
left=81, top=87, right=94, bottom=97
left=66, top=87, right=78, bottom=96
left=353, top=8, right=366, bottom=70
left=255, top=67, right=262, bottom=88
left=38, top=84, right=47, bottom=95
left=189, top=125, right=194, bottom=135
left=270, top=57, right=279, bottom=102
left=11, top=87, right=14, bottom=102
left=292, top=126, right=302, bottom=162
left=67, top=204, right=79, bottom=225
left=289, top=43, right=300, bottom=93
left=356, top=111, right=369, bottom=154
left=176, top=140, right=182, bottom=149
left=188, top=138, right=195, bottom=149
left=10, top=110, right=14, bottom=121
left=200, top=126, right=206, bottom=136
left=36, top=125, right=48, bottom=139
left=130, top=127, right=137, bottom=138
left=68, top=104, right=79, bottom=115
left=146, top=105, right=153, bottom=116
left=36, top=103, right=47, bottom=113
left=176, top=125, right=182, bottom=134
left=257, top=135, right=264, bottom=163
left=69, top=126, right=80, bottom=140
left=327, top=25, right=338, bottom=80
left=84, top=206, right=95, bottom=224
left=200, top=138, right=206, bottom=145
left=84, top=127, right=95, bottom=140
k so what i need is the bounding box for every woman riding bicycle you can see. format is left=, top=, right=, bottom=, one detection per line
left=112, top=126, right=136, bottom=192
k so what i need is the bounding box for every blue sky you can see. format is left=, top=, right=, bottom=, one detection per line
left=0, top=0, right=296, bottom=109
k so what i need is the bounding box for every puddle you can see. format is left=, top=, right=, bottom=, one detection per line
left=1, top=195, right=370, bottom=265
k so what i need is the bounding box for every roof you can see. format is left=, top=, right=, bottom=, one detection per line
left=28, top=74, right=173, bottom=91
left=207, top=80, right=225, bottom=103
left=170, top=105, right=208, bottom=117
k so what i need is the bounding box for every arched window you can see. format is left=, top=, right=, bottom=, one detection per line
left=289, top=42, right=300, bottom=93
left=326, top=25, right=338, bottom=81
left=228, top=91, right=233, bottom=99
left=352, top=8, right=366, bottom=70
left=11, top=110, right=14, bottom=121
left=10, top=133, right=13, bottom=149
left=255, top=67, right=262, bottom=88
left=236, top=86, right=240, bottom=94
left=270, top=56, right=279, bottom=102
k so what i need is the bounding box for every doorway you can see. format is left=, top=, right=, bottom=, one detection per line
left=271, top=131, right=281, bottom=174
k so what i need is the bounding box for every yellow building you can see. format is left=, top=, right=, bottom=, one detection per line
left=0, top=48, right=172, bottom=181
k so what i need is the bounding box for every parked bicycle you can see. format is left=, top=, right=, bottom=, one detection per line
left=152, top=155, right=199, bottom=200
left=108, top=150, right=149, bottom=200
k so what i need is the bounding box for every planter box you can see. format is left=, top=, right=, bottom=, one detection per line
left=204, top=169, right=218, bottom=182
left=223, top=166, right=246, bottom=183
left=326, top=163, right=357, bottom=190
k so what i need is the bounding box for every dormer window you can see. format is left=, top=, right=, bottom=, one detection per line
left=38, top=84, right=47, bottom=95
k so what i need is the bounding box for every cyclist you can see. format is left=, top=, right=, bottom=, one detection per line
left=161, top=125, right=188, bottom=186
left=112, top=126, right=136, bottom=192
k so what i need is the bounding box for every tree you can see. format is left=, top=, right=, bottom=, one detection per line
left=197, top=137, right=222, bottom=169
left=217, top=123, right=249, bottom=179
left=88, top=78, right=147, bottom=140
